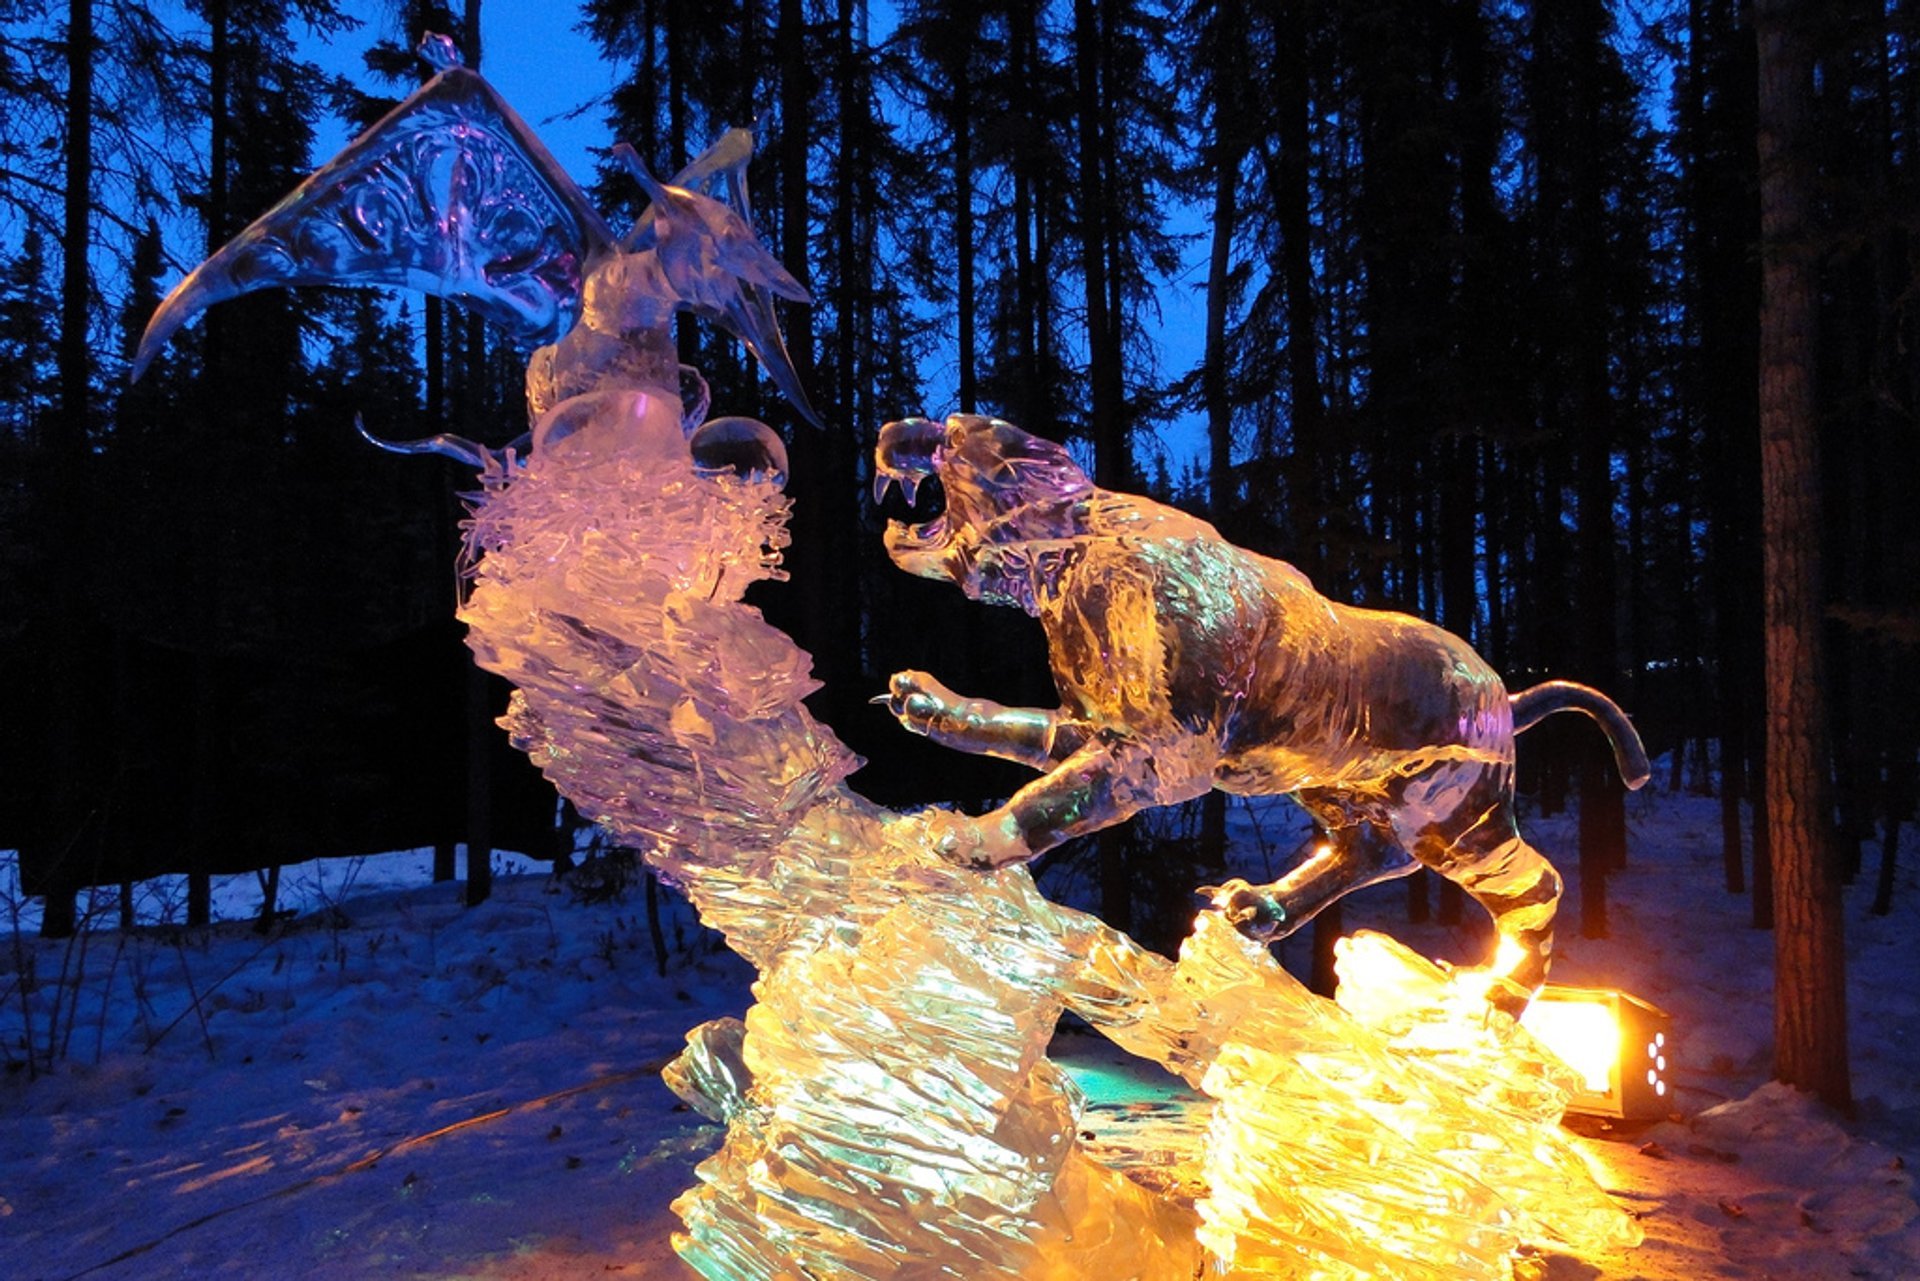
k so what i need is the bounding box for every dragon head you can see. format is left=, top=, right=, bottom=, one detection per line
left=873, top=414, right=1094, bottom=611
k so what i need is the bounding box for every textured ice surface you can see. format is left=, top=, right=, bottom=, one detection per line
left=136, top=52, right=1643, bottom=1279
left=875, top=413, right=1652, bottom=1011
left=460, top=400, right=1637, bottom=1277
left=134, top=37, right=818, bottom=437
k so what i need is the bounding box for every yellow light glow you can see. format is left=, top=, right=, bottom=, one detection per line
left=1523, top=998, right=1618, bottom=1095
left=1291, top=843, right=1336, bottom=878
left=1491, top=934, right=1529, bottom=978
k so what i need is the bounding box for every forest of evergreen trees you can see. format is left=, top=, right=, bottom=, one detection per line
left=0, top=0, right=1912, bottom=1000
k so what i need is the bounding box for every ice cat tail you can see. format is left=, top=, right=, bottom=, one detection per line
left=1510, top=680, right=1652, bottom=790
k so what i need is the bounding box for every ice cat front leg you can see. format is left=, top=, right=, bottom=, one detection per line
left=881, top=669, right=1095, bottom=771
left=920, top=730, right=1216, bottom=871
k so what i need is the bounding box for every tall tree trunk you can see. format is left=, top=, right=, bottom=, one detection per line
left=836, top=0, right=860, bottom=425
left=186, top=0, right=233, bottom=931
left=1073, top=0, right=1129, bottom=929
left=778, top=0, right=812, bottom=392
left=775, top=0, right=829, bottom=685
left=41, top=0, right=97, bottom=938
left=1203, top=141, right=1239, bottom=524
left=205, top=0, right=228, bottom=372
left=1755, top=0, right=1849, bottom=1112
left=425, top=298, right=444, bottom=426
left=1035, top=147, right=1059, bottom=438
left=1481, top=437, right=1507, bottom=669
left=667, top=0, right=688, bottom=169
left=463, top=0, right=481, bottom=65
left=462, top=0, right=494, bottom=904
left=419, top=2, right=463, bottom=433
left=1688, top=0, right=1763, bottom=901
left=1009, top=0, right=1038, bottom=426
left=1276, top=0, right=1322, bottom=552
left=639, top=0, right=659, bottom=161
left=464, top=661, right=493, bottom=905
left=1279, top=1, right=1347, bottom=975
left=1073, top=0, right=1126, bottom=489
left=60, top=0, right=92, bottom=419
left=953, top=55, right=976, bottom=414
left=1200, top=101, right=1244, bottom=885
left=1443, top=0, right=1504, bottom=927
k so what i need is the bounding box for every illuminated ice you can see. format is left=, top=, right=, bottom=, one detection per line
left=137, top=43, right=1645, bottom=1279
left=875, top=413, right=1652, bottom=1012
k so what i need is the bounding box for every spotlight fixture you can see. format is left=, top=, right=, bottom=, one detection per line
left=1523, top=985, right=1674, bottom=1121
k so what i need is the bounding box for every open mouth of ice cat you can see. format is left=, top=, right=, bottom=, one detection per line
left=872, top=415, right=953, bottom=564
left=872, top=415, right=1096, bottom=605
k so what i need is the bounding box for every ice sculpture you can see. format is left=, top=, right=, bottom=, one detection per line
left=137, top=38, right=1645, bottom=1280
left=874, top=413, right=1651, bottom=1013
left=130, top=32, right=821, bottom=437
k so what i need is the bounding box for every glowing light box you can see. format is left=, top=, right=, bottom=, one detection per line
left=1525, top=985, right=1674, bottom=1120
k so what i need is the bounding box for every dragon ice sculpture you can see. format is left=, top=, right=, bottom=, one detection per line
left=136, top=39, right=1642, bottom=1280
left=132, top=33, right=821, bottom=454
left=874, top=414, right=1651, bottom=1012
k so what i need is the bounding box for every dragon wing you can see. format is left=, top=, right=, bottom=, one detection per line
left=133, top=57, right=616, bottom=380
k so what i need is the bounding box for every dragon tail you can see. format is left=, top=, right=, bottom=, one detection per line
left=1510, top=680, right=1652, bottom=790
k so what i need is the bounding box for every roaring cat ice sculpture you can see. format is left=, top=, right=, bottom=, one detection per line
left=876, top=413, right=1650, bottom=1009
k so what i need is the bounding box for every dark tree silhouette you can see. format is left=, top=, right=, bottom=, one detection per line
left=1755, top=0, right=1850, bottom=1113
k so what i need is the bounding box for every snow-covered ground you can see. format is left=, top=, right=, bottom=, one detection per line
left=2, top=780, right=1916, bottom=1279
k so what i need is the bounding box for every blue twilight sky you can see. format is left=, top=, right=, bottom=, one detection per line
left=302, top=3, right=611, bottom=190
